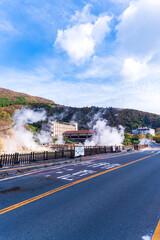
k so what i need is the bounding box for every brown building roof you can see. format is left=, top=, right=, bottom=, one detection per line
left=63, top=130, right=96, bottom=134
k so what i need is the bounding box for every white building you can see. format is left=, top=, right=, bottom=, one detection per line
left=44, top=121, right=78, bottom=138
left=132, top=127, right=155, bottom=136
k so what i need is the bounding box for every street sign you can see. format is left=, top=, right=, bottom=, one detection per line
left=75, top=146, right=85, bottom=157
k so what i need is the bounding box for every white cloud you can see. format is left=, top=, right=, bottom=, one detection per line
left=77, top=55, right=121, bottom=79
left=121, top=58, right=148, bottom=82
left=55, top=4, right=113, bottom=64
left=70, top=4, right=95, bottom=24
left=111, top=0, right=130, bottom=4
left=117, top=0, right=160, bottom=57
left=27, top=77, right=160, bottom=114
left=0, top=19, right=14, bottom=33
left=0, top=10, right=15, bottom=33
left=1, top=64, right=160, bottom=114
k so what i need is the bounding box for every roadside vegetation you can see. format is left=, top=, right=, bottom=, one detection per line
left=123, top=133, right=142, bottom=146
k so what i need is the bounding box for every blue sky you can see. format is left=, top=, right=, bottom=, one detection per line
left=0, top=0, right=160, bottom=114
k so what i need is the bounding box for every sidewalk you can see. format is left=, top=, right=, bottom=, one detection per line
left=0, top=151, right=128, bottom=180
left=0, top=157, right=83, bottom=179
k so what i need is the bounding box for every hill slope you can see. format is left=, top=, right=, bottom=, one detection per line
left=0, top=87, right=55, bottom=104
left=0, top=88, right=160, bottom=132
left=0, top=87, right=56, bottom=115
left=36, top=105, right=160, bottom=132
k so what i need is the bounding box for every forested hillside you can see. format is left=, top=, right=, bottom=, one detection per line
left=30, top=105, right=160, bottom=132
left=1, top=88, right=160, bottom=133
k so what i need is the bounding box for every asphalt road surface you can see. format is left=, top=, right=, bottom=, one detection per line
left=0, top=147, right=160, bottom=240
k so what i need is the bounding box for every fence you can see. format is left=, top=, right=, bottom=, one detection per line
left=122, top=144, right=148, bottom=151
left=0, top=144, right=148, bottom=168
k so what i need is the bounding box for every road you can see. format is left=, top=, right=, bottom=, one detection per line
left=0, top=147, right=160, bottom=240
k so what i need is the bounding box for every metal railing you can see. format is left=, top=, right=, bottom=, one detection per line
left=0, top=145, right=148, bottom=168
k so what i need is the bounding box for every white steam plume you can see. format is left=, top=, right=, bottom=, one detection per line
left=4, top=108, right=51, bottom=153
left=85, top=119, right=124, bottom=146
left=139, top=138, right=150, bottom=145
left=36, top=130, right=52, bottom=145
left=55, top=136, right=65, bottom=145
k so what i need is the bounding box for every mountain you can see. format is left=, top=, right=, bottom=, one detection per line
left=36, top=105, right=160, bottom=132
left=0, top=87, right=160, bottom=132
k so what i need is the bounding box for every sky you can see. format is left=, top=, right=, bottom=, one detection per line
left=0, top=0, right=160, bottom=114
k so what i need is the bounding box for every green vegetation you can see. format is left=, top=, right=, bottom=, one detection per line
left=0, top=96, right=29, bottom=107
left=64, top=138, right=74, bottom=144
left=123, top=133, right=141, bottom=146
left=146, top=133, right=152, bottom=139
left=123, top=133, right=132, bottom=146
left=155, top=128, right=160, bottom=136
left=1, top=88, right=160, bottom=137
left=25, top=125, right=38, bottom=133
left=0, top=109, right=13, bottom=125
left=30, top=106, right=160, bottom=132
left=0, top=98, right=11, bottom=107
left=0, top=96, right=56, bottom=108
left=153, top=136, right=160, bottom=143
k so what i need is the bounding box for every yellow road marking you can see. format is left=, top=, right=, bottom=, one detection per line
left=0, top=152, right=158, bottom=215
left=152, top=221, right=160, bottom=240
left=0, top=151, right=139, bottom=181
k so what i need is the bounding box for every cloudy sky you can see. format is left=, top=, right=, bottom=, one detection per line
left=0, top=0, right=160, bottom=114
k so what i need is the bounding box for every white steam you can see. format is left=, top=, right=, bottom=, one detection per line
left=4, top=108, right=51, bottom=153
left=13, top=108, right=46, bottom=126
left=139, top=138, right=150, bottom=145
left=55, top=136, right=65, bottom=145
left=85, top=119, right=124, bottom=146
left=36, top=130, right=52, bottom=145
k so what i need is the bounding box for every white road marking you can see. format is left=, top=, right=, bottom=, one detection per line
left=85, top=162, right=121, bottom=170
left=57, top=174, right=73, bottom=181
left=45, top=175, right=51, bottom=177
left=66, top=169, right=73, bottom=171
left=81, top=162, right=92, bottom=166
left=56, top=171, right=63, bottom=174
left=101, top=163, right=121, bottom=169
left=141, top=235, right=151, bottom=240
left=57, top=170, right=96, bottom=181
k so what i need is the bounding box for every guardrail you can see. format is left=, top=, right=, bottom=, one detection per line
left=0, top=145, right=148, bottom=168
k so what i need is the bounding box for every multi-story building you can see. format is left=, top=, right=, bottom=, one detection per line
left=44, top=121, right=78, bottom=138
left=63, top=130, right=96, bottom=142
left=132, top=127, right=155, bottom=136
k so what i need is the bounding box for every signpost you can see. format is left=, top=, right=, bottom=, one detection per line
left=75, top=146, right=85, bottom=157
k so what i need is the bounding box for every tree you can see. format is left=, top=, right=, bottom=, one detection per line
left=146, top=133, right=152, bottom=139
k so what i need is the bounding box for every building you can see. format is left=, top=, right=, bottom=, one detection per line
left=63, top=130, right=96, bottom=142
left=44, top=121, right=78, bottom=138
left=132, top=127, right=155, bottom=136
